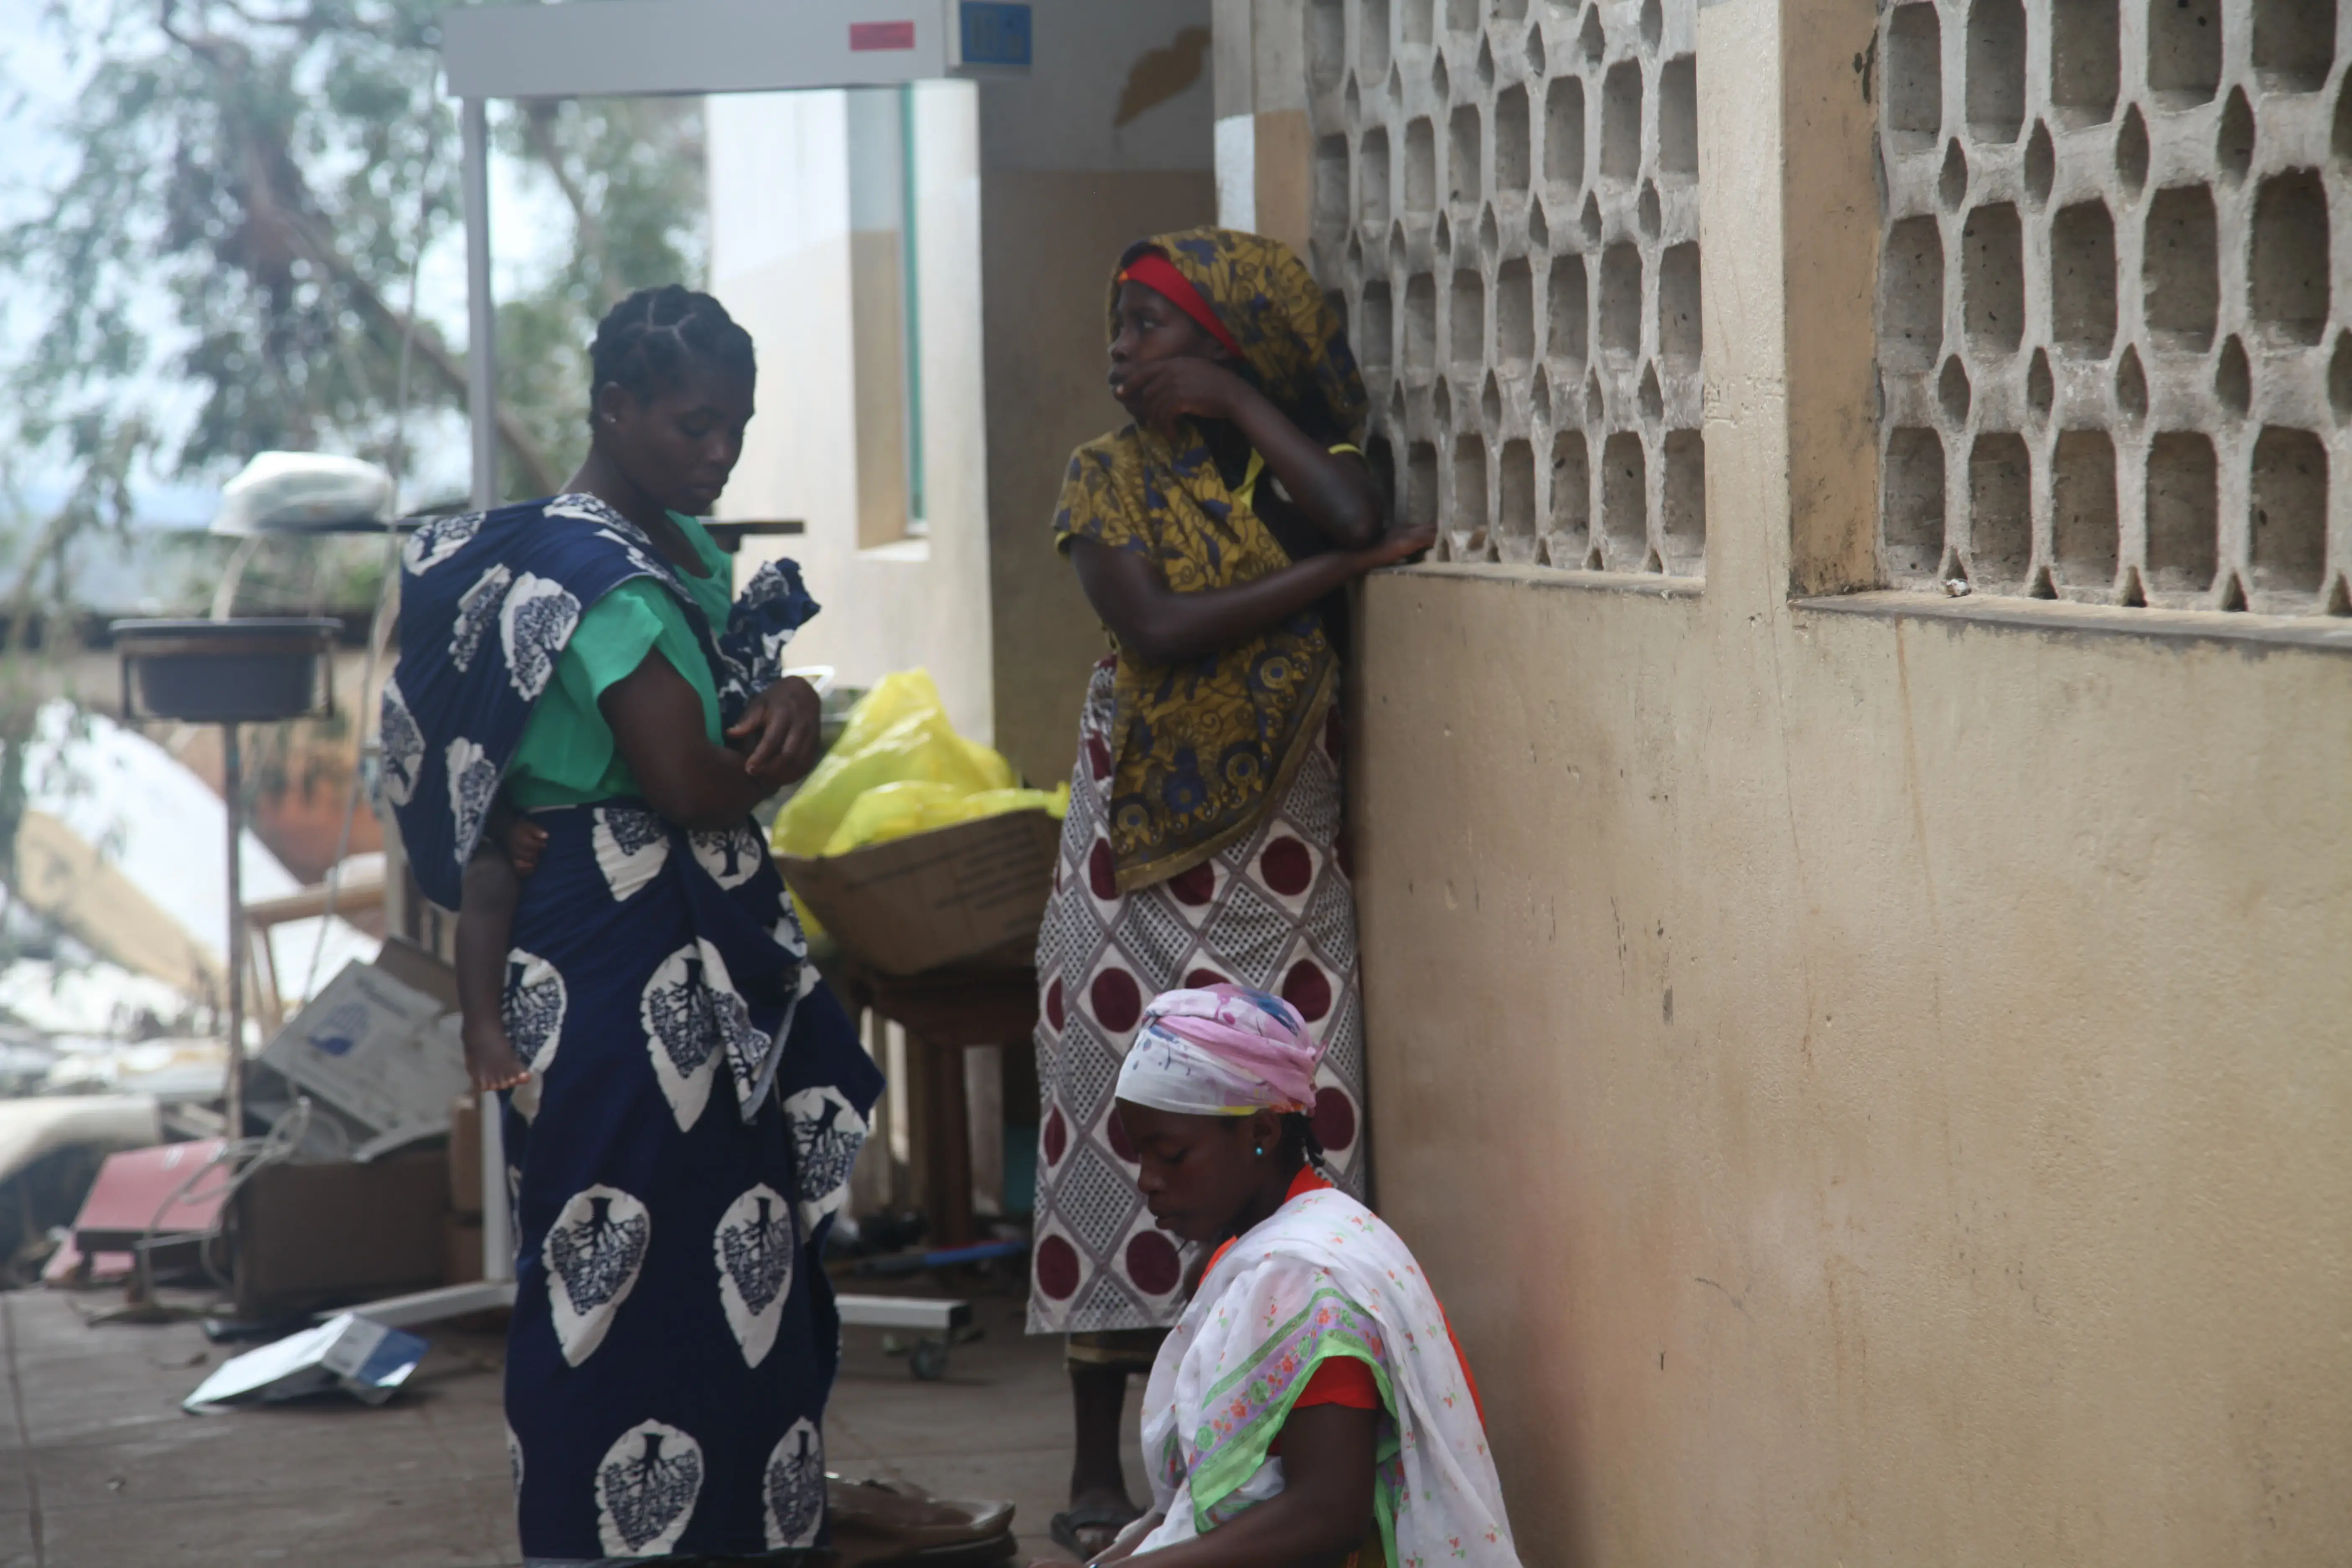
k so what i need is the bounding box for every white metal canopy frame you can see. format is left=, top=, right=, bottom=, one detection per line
left=445, top=0, right=1032, bottom=508
left=373, top=0, right=1031, bottom=1332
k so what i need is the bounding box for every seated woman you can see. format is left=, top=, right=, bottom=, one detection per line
left=1081, top=986, right=1520, bottom=1568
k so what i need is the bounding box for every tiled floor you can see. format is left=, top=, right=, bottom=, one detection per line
left=0, top=1277, right=1133, bottom=1566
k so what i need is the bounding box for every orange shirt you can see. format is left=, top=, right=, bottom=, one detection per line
left=1209, top=1167, right=1487, bottom=1441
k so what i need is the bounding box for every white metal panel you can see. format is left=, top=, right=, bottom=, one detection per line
left=443, top=0, right=1026, bottom=99
left=833, top=1293, right=972, bottom=1331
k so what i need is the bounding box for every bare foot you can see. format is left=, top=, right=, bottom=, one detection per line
left=463, top=1018, right=531, bottom=1092
left=1053, top=1489, right=1140, bottom=1561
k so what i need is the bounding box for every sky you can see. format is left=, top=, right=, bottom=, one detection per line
left=0, top=0, right=577, bottom=524
left=0, top=0, right=207, bottom=520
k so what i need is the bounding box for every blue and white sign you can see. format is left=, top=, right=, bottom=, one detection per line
left=958, top=2, right=1031, bottom=68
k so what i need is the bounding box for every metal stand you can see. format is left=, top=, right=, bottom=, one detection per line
left=462, top=96, right=497, bottom=513
left=222, top=723, right=246, bottom=1135
left=111, top=618, right=340, bottom=1131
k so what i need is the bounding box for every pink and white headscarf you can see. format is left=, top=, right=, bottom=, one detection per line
left=1114, top=985, right=1325, bottom=1117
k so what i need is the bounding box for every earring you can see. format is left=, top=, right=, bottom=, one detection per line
left=1254, top=1145, right=1265, bottom=1157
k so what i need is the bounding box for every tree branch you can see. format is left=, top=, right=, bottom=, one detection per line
left=316, top=232, right=562, bottom=496
left=208, top=0, right=315, bottom=31
left=69, top=10, right=591, bottom=503
left=147, top=11, right=558, bottom=497
left=519, top=102, right=624, bottom=311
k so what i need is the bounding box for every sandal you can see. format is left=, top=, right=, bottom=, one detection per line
left=1048, top=1501, right=1141, bottom=1561
left=825, top=1475, right=1016, bottom=1568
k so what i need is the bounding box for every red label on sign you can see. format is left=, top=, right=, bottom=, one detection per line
left=849, top=20, right=916, bottom=50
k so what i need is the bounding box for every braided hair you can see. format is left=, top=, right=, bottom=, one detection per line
left=585, top=284, right=757, bottom=426
left=1277, top=1110, right=1333, bottom=1179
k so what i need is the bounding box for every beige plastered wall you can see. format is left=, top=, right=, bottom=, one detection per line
left=1240, top=0, right=2352, bottom=1560
left=979, top=0, right=1217, bottom=790
left=708, top=85, right=995, bottom=740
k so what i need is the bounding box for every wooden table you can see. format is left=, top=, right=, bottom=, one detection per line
left=831, top=958, right=1038, bottom=1249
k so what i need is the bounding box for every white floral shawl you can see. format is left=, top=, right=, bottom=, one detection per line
left=1132, top=1186, right=1521, bottom=1568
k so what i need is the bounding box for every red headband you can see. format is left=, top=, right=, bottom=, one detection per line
left=1118, top=253, right=1245, bottom=361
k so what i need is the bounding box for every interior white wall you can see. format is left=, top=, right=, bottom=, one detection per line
left=707, top=83, right=993, bottom=741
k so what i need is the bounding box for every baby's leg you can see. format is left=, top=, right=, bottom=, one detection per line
left=457, top=841, right=531, bottom=1091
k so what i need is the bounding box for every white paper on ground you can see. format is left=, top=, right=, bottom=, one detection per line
left=183, top=1313, right=427, bottom=1412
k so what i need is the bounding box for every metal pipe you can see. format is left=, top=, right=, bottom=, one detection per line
left=481, top=1091, right=513, bottom=1283
left=457, top=101, right=505, bottom=1290
left=463, top=96, right=497, bottom=511
left=223, top=724, right=245, bottom=1136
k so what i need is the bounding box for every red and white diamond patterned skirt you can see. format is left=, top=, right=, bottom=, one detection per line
left=1026, top=659, right=1368, bottom=1335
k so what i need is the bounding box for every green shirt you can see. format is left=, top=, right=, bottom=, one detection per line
left=504, top=511, right=732, bottom=810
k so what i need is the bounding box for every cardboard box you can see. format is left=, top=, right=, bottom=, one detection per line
left=780, top=809, right=1059, bottom=976
left=232, top=1149, right=449, bottom=1318
left=447, top=1094, right=483, bottom=1218
left=373, top=934, right=461, bottom=1014
left=443, top=1213, right=485, bottom=1286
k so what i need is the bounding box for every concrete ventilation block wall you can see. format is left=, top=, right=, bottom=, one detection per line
left=1305, top=0, right=1706, bottom=576
left=1873, top=0, right=2351, bottom=615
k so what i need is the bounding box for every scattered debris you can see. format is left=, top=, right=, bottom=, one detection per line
left=45, top=1036, right=230, bottom=1102
left=15, top=700, right=378, bottom=1007
left=0, top=958, right=198, bottom=1047
left=183, top=1313, right=426, bottom=1411
left=61, top=1137, right=232, bottom=1288
left=0, top=1096, right=163, bottom=1283
left=257, top=942, right=467, bottom=1161
left=233, top=1146, right=451, bottom=1318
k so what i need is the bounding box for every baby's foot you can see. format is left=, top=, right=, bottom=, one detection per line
left=463, top=1019, right=531, bottom=1092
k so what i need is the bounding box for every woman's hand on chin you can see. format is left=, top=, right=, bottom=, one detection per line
left=1113, top=356, right=1248, bottom=438
left=726, top=676, right=824, bottom=788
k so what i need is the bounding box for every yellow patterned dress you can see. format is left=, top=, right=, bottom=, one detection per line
left=1029, top=229, right=1375, bottom=1335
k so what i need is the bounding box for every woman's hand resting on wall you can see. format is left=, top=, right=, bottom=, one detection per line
left=1070, top=522, right=1437, bottom=664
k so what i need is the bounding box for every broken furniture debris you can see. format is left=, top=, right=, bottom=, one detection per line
left=66, top=1136, right=230, bottom=1287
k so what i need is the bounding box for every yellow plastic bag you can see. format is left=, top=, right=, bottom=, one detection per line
left=775, top=673, right=1066, bottom=945
left=820, top=781, right=967, bottom=856
left=772, top=670, right=1020, bottom=860
left=956, top=784, right=1071, bottom=825
left=822, top=781, right=1070, bottom=857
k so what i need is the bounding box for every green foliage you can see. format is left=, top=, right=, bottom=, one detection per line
left=2, top=0, right=706, bottom=523
left=497, top=98, right=709, bottom=491
left=0, top=0, right=704, bottom=931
